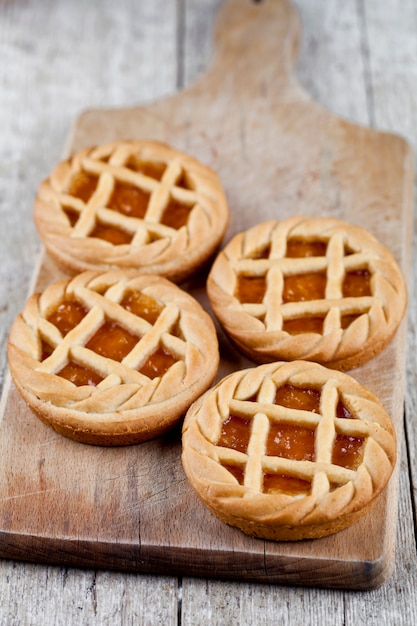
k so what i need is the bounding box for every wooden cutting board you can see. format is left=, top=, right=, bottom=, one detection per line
left=0, top=0, right=413, bottom=590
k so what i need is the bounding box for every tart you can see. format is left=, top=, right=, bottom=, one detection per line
left=34, top=140, right=229, bottom=282
left=182, top=360, right=396, bottom=541
left=7, top=271, right=219, bottom=445
left=206, top=215, right=407, bottom=370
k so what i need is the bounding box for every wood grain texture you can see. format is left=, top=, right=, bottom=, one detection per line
left=0, top=0, right=412, bottom=593
left=1, top=0, right=417, bottom=623
left=0, top=1, right=181, bottom=625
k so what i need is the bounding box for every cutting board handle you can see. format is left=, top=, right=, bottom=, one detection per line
left=204, top=0, right=303, bottom=97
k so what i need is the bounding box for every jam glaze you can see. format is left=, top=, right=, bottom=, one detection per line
left=283, top=317, right=323, bottom=335
left=336, top=400, right=353, bottom=419
left=90, top=222, right=132, bottom=245
left=175, top=170, right=194, bottom=190
left=41, top=340, right=54, bottom=362
left=222, top=463, right=246, bottom=485
left=161, top=197, right=192, bottom=229
left=266, top=423, right=316, bottom=461
left=282, top=272, right=327, bottom=302
left=332, top=434, right=364, bottom=470
left=286, top=239, right=327, bottom=258
left=126, top=158, right=166, bottom=181
left=68, top=171, right=98, bottom=203
left=47, top=299, right=88, bottom=336
left=139, top=346, right=177, bottom=379
left=85, top=321, right=139, bottom=362
left=340, top=313, right=361, bottom=329
left=236, top=275, right=266, bottom=304
left=108, top=182, right=150, bottom=219
left=284, top=312, right=362, bottom=335
left=263, top=473, right=311, bottom=495
left=274, top=385, right=321, bottom=413
left=343, top=269, right=371, bottom=297
left=57, top=361, right=103, bottom=387
left=120, top=290, right=163, bottom=324
left=218, top=414, right=252, bottom=454
left=249, top=245, right=271, bottom=259
left=63, top=206, right=79, bottom=227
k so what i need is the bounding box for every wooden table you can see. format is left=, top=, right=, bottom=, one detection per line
left=0, top=0, right=416, bottom=623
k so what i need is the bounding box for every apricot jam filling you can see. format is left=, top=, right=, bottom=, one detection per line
left=248, top=245, right=271, bottom=259
left=85, top=320, right=139, bottom=361
left=266, top=423, right=316, bottom=460
left=283, top=317, right=324, bottom=335
left=342, top=269, right=371, bottom=297
left=41, top=340, right=54, bottom=361
left=47, top=299, right=88, bottom=336
left=63, top=206, right=79, bottom=227
left=263, top=473, right=311, bottom=495
left=340, top=313, right=361, bottom=329
left=126, top=158, right=166, bottom=181
left=236, top=275, right=266, bottom=304
left=120, top=290, right=163, bottom=324
left=57, top=360, right=103, bottom=387
left=283, top=313, right=364, bottom=334
left=332, top=434, right=364, bottom=470
left=139, top=346, right=177, bottom=379
left=286, top=239, right=327, bottom=258
left=221, top=463, right=245, bottom=485
left=217, top=414, right=252, bottom=454
left=274, top=385, right=321, bottom=413
left=336, top=401, right=353, bottom=419
left=68, top=171, right=98, bottom=203
left=282, top=272, right=327, bottom=302
left=175, top=170, right=194, bottom=190
left=108, top=181, right=150, bottom=219
left=90, top=222, right=133, bottom=245
left=170, top=318, right=185, bottom=340
left=161, top=197, right=192, bottom=229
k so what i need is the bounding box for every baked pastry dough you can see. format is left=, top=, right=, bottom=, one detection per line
left=8, top=271, right=219, bottom=445
left=182, top=360, right=396, bottom=540
left=207, top=215, right=407, bottom=370
left=34, top=140, right=229, bottom=282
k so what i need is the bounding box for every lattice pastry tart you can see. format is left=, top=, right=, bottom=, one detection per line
left=207, top=215, right=407, bottom=370
left=8, top=271, right=219, bottom=445
left=34, top=140, right=229, bottom=282
left=182, top=360, right=396, bottom=541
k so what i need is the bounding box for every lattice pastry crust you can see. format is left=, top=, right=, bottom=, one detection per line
left=8, top=271, right=219, bottom=445
left=182, top=360, right=396, bottom=540
left=207, top=215, right=407, bottom=370
left=34, top=140, right=229, bottom=282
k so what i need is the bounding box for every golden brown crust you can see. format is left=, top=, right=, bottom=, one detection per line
left=8, top=271, right=219, bottom=445
left=182, top=360, right=396, bottom=541
left=206, top=216, right=407, bottom=370
left=34, top=140, right=229, bottom=282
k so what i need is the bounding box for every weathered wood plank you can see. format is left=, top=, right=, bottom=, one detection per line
left=359, top=0, right=417, bottom=619
left=0, top=0, right=180, bottom=622
left=293, top=0, right=369, bottom=126
left=362, top=0, right=417, bottom=528
left=0, top=565, right=178, bottom=626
